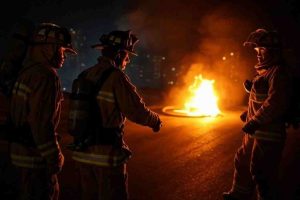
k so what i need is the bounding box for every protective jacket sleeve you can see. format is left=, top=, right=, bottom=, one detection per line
left=27, top=69, right=63, bottom=172
left=113, top=70, right=160, bottom=129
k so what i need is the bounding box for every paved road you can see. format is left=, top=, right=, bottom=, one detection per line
left=57, top=102, right=300, bottom=200
left=123, top=107, right=243, bottom=200
left=1, top=93, right=300, bottom=200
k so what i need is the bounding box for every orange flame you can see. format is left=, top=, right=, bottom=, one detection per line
left=174, top=75, right=221, bottom=117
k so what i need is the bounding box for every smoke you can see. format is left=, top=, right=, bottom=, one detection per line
left=118, top=0, right=300, bottom=108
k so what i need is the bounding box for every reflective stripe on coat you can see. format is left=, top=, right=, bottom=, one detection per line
left=10, top=60, right=63, bottom=168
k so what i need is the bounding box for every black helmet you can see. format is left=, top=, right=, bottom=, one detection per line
left=91, top=30, right=139, bottom=56
left=243, top=28, right=282, bottom=48
left=31, top=22, right=77, bottom=55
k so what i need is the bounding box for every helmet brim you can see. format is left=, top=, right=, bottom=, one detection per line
left=91, top=44, right=106, bottom=50
left=243, top=41, right=257, bottom=47
left=124, top=49, right=138, bottom=56
left=243, top=41, right=281, bottom=49
left=64, top=47, right=77, bottom=55
left=91, top=44, right=138, bottom=56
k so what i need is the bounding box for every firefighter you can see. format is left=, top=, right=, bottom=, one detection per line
left=9, top=22, right=77, bottom=200
left=223, top=28, right=292, bottom=200
left=69, top=30, right=162, bottom=200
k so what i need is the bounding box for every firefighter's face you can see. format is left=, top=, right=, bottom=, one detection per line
left=53, top=46, right=67, bottom=69
left=118, top=51, right=130, bottom=70
left=42, top=44, right=66, bottom=69
left=254, top=47, right=271, bottom=63
left=57, top=47, right=66, bottom=68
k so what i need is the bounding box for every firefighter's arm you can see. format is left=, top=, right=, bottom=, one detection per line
left=114, top=72, right=162, bottom=132
left=28, top=73, right=64, bottom=174
left=253, top=67, right=290, bottom=124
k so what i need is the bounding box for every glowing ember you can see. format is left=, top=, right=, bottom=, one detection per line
left=171, top=75, right=221, bottom=117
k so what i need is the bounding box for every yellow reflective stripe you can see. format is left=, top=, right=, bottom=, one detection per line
left=11, top=160, right=45, bottom=169
left=69, top=110, right=89, bottom=119
left=40, top=148, right=58, bottom=157
left=98, top=91, right=114, bottom=97
left=255, top=93, right=267, bottom=98
left=37, top=141, right=56, bottom=150
left=11, top=153, right=44, bottom=162
left=72, top=151, right=128, bottom=167
left=37, top=141, right=59, bottom=157
left=114, top=37, right=121, bottom=44
left=250, top=130, right=284, bottom=142
left=97, top=91, right=115, bottom=103
left=18, top=83, right=31, bottom=93
left=12, top=82, right=32, bottom=100
left=73, top=151, right=125, bottom=161
left=249, top=92, right=267, bottom=103
left=11, top=153, right=46, bottom=168
left=97, top=96, right=115, bottom=103
left=72, top=156, right=113, bottom=167
left=13, top=82, right=32, bottom=93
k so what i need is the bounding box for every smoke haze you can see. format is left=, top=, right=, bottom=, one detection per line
left=121, top=0, right=300, bottom=108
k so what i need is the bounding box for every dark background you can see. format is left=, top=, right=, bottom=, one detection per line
left=1, top=0, right=300, bottom=107
left=1, top=1, right=300, bottom=199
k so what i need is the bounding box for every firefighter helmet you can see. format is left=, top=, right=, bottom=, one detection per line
left=243, top=28, right=282, bottom=48
left=91, top=30, right=139, bottom=56
left=31, top=22, right=77, bottom=54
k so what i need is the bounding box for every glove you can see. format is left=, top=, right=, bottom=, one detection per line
left=243, top=80, right=253, bottom=93
left=240, top=111, right=248, bottom=122
left=242, top=120, right=260, bottom=135
left=47, top=152, right=64, bottom=175
left=152, top=118, right=162, bottom=133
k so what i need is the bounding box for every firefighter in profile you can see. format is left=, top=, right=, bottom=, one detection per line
left=9, top=22, right=77, bottom=200
left=68, top=30, right=162, bottom=200
left=223, top=28, right=292, bottom=200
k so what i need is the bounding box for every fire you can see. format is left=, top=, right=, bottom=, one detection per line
left=174, top=75, right=221, bottom=117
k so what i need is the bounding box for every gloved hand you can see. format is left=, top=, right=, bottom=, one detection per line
left=47, top=152, right=64, bottom=175
left=152, top=118, right=162, bottom=133
left=242, top=120, right=260, bottom=135
left=240, top=111, right=248, bottom=122
left=243, top=80, right=253, bottom=93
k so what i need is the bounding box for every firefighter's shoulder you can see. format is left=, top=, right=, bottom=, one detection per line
left=110, top=68, right=132, bottom=84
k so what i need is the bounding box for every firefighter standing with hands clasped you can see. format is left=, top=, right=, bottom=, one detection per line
left=68, top=30, right=162, bottom=200
left=9, top=22, right=77, bottom=200
left=223, top=28, right=292, bottom=200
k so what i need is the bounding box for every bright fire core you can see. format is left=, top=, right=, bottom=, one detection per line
left=174, top=75, right=221, bottom=117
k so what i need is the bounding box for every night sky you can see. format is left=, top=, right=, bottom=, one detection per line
left=1, top=0, right=300, bottom=96
left=2, top=0, right=300, bottom=55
